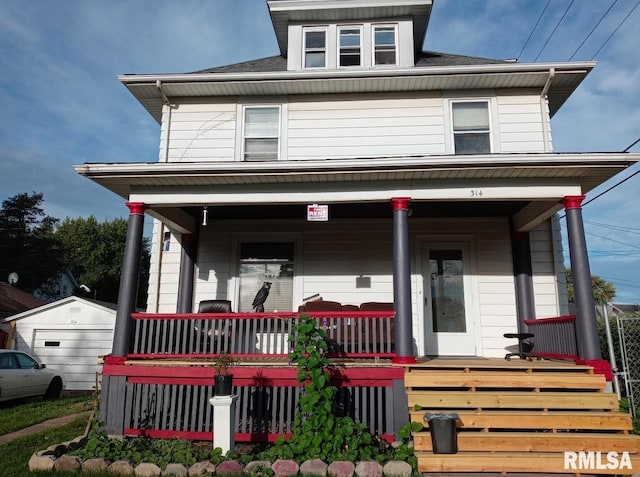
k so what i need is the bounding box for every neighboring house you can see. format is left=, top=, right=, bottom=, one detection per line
left=34, top=269, right=82, bottom=303
left=0, top=282, right=47, bottom=347
left=75, top=0, right=640, bottom=449
left=2, top=296, right=116, bottom=391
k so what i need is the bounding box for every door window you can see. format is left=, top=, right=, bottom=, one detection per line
left=429, top=250, right=467, bottom=333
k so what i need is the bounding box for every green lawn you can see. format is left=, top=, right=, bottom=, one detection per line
left=0, top=393, right=95, bottom=435
left=0, top=415, right=113, bottom=477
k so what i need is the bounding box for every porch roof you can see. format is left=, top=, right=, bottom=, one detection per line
left=75, top=152, right=637, bottom=234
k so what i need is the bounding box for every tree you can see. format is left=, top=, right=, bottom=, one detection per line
left=565, top=267, right=616, bottom=305
left=55, top=216, right=150, bottom=307
left=0, top=192, right=64, bottom=291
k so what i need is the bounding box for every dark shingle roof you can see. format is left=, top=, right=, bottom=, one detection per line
left=191, top=51, right=508, bottom=75
left=0, top=283, right=46, bottom=314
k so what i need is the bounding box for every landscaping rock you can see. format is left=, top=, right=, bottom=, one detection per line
left=216, top=460, right=245, bottom=475
left=81, top=457, right=109, bottom=473
left=188, top=460, right=216, bottom=476
left=163, top=463, right=189, bottom=476
left=135, top=462, right=162, bottom=476
left=300, top=458, right=328, bottom=476
left=28, top=453, right=55, bottom=472
left=53, top=455, right=81, bottom=472
left=355, top=461, right=383, bottom=477
left=382, top=461, right=412, bottom=477
left=272, top=459, right=299, bottom=477
left=328, top=461, right=355, bottom=477
left=245, top=460, right=272, bottom=473
left=109, top=460, right=136, bottom=475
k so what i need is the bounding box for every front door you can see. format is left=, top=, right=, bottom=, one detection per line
left=423, top=242, right=476, bottom=356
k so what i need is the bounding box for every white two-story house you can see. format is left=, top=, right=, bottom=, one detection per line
left=76, top=0, right=639, bottom=443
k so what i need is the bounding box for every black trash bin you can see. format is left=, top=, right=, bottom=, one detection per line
left=425, top=413, right=459, bottom=454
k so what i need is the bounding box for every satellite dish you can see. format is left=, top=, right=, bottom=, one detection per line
left=8, top=272, right=19, bottom=285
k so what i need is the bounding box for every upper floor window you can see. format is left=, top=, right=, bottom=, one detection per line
left=339, top=27, right=362, bottom=67
left=452, top=101, right=491, bottom=154
left=304, top=28, right=327, bottom=68
left=243, top=106, right=280, bottom=161
left=373, top=25, right=397, bottom=65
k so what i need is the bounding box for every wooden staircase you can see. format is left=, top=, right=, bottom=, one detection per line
left=406, top=358, right=640, bottom=475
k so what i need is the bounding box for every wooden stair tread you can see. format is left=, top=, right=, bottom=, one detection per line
left=410, top=410, right=633, bottom=431
left=414, top=431, right=640, bottom=453
left=407, top=390, right=619, bottom=410
left=404, top=371, right=605, bottom=390
left=405, top=359, right=594, bottom=372
left=415, top=451, right=640, bottom=474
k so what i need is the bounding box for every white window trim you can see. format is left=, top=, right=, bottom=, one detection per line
left=337, top=25, right=363, bottom=68
left=236, top=100, right=288, bottom=162
left=303, top=26, right=328, bottom=69
left=230, top=232, right=304, bottom=312
left=444, top=98, right=499, bottom=155
left=372, top=24, right=398, bottom=67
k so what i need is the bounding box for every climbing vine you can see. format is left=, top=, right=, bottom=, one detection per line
left=260, top=314, right=396, bottom=463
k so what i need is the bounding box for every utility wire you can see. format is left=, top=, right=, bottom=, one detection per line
left=517, top=0, right=551, bottom=60
left=583, top=168, right=640, bottom=207
left=591, top=0, right=640, bottom=59
left=534, top=0, right=576, bottom=61
left=585, top=221, right=640, bottom=234
left=585, top=231, right=640, bottom=250
left=568, top=0, right=619, bottom=60
left=624, top=136, right=640, bottom=152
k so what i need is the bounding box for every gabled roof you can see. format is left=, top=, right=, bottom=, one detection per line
left=2, top=295, right=116, bottom=323
left=0, top=283, right=46, bottom=315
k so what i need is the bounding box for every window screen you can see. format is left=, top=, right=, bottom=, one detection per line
left=452, top=102, right=491, bottom=154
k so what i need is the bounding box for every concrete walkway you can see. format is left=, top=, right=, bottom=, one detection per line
left=0, top=411, right=92, bottom=445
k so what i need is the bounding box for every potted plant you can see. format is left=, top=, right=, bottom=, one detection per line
left=213, top=351, right=236, bottom=396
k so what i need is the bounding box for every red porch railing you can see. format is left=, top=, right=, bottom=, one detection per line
left=524, top=315, right=578, bottom=360
left=130, top=311, right=396, bottom=359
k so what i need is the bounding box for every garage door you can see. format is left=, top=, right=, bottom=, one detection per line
left=32, top=329, right=114, bottom=391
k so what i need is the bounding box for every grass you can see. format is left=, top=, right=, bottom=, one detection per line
left=0, top=392, right=95, bottom=435
left=0, top=415, right=111, bottom=477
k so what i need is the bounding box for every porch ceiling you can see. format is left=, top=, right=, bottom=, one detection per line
left=75, top=152, right=637, bottom=234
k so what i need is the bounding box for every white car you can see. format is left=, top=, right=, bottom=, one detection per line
left=0, top=350, right=64, bottom=402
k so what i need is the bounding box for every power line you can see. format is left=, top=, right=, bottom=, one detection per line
left=583, top=168, right=640, bottom=207
left=585, top=221, right=640, bottom=234
left=591, top=0, right=640, bottom=59
left=585, top=231, right=640, bottom=250
left=568, top=0, right=619, bottom=60
left=517, top=0, right=551, bottom=60
left=534, top=0, right=576, bottom=62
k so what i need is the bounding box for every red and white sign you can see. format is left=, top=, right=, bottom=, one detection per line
left=307, top=204, right=329, bottom=221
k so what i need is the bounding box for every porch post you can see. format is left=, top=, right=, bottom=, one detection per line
left=112, top=202, right=147, bottom=357
left=562, top=196, right=601, bottom=360
left=391, top=197, right=416, bottom=364
left=511, top=230, right=535, bottom=331
left=177, top=233, right=198, bottom=313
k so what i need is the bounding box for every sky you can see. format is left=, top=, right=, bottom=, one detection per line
left=0, top=0, right=639, bottom=303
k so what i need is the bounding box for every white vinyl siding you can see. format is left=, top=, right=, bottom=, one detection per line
left=161, top=100, right=237, bottom=162
left=497, top=92, right=547, bottom=153
left=287, top=93, right=445, bottom=159
left=530, top=218, right=565, bottom=318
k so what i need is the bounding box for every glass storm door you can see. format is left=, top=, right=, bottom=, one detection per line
left=423, top=243, right=476, bottom=356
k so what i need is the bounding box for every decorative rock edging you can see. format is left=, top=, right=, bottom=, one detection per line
left=29, top=437, right=412, bottom=476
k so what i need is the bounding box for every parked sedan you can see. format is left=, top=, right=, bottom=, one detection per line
left=0, top=350, right=64, bottom=402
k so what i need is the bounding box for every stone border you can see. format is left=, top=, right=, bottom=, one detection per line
left=29, top=442, right=413, bottom=477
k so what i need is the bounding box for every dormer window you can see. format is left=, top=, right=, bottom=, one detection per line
left=373, top=25, right=397, bottom=65
left=304, top=28, right=327, bottom=68
left=338, top=26, right=362, bottom=67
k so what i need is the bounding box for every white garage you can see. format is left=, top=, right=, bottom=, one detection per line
left=2, top=296, right=116, bottom=391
